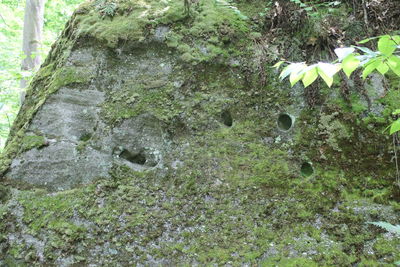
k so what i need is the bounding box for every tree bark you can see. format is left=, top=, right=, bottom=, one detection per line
left=20, top=0, right=45, bottom=102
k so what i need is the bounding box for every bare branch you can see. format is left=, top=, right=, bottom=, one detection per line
left=0, top=12, right=10, bottom=28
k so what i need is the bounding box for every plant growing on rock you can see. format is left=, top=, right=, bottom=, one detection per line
left=368, top=221, right=400, bottom=265
left=275, top=34, right=400, bottom=134
left=276, top=35, right=400, bottom=264
left=276, top=34, right=400, bottom=189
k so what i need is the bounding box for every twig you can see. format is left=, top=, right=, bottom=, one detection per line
left=0, top=13, right=9, bottom=28
left=361, top=0, right=369, bottom=29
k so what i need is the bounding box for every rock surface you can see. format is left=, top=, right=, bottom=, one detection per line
left=0, top=0, right=399, bottom=265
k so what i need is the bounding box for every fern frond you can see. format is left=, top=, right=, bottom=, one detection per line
left=101, top=2, right=117, bottom=17
left=368, top=221, right=400, bottom=235
left=94, top=0, right=106, bottom=8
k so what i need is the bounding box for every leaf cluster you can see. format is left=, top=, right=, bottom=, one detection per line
left=275, top=35, right=400, bottom=88
left=94, top=0, right=117, bottom=18
left=275, top=34, right=400, bottom=135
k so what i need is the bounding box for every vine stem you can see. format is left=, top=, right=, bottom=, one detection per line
left=361, top=0, right=369, bottom=28
left=393, top=133, right=400, bottom=188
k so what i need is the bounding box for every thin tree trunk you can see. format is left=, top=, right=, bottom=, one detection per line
left=20, top=0, right=45, bottom=102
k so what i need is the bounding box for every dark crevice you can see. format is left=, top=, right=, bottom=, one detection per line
left=301, top=162, right=314, bottom=177
left=221, top=110, right=233, bottom=127
left=119, top=149, right=146, bottom=165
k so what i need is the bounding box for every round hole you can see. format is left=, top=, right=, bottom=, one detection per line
left=277, top=113, right=293, bottom=131
left=301, top=162, right=314, bottom=177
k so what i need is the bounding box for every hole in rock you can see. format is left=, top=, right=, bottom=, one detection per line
left=221, top=110, right=233, bottom=127
left=119, top=149, right=146, bottom=165
left=277, top=113, right=293, bottom=131
left=301, top=162, right=314, bottom=177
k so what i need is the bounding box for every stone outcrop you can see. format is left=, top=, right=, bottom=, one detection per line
left=0, top=0, right=399, bottom=265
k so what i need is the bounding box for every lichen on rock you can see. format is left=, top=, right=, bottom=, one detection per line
left=0, top=0, right=399, bottom=265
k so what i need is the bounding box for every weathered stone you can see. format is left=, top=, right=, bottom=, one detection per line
left=29, top=88, right=104, bottom=141
left=111, top=113, right=167, bottom=168
left=1, top=0, right=399, bottom=265
left=8, top=141, right=112, bottom=191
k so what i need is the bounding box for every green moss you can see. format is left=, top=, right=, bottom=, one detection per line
left=19, top=135, right=46, bottom=153
left=380, top=89, right=400, bottom=114
left=76, top=0, right=249, bottom=61
left=50, top=66, right=94, bottom=90
left=261, top=257, right=319, bottom=266
left=0, top=184, right=10, bottom=203
left=1, top=0, right=399, bottom=264
left=373, top=237, right=400, bottom=261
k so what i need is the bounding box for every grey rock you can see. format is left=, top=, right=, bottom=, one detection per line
left=6, top=44, right=174, bottom=191
left=153, top=26, right=170, bottom=42
left=30, top=88, right=104, bottom=142
left=111, top=113, right=167, bottom=168
left=8, top=141, right=112, bottom=191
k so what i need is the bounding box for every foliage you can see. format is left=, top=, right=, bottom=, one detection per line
left=368, top=221, right=400, bottom=265
left=289, top=0, right=341, bottom=17
left=94, top=0, right=117, bottom=18
left=275, top=34, right=400, bottom=134
left=368, top=221, right=400, bottom=235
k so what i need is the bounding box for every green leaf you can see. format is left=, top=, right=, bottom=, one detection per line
left=362, top=58, right=381, bottom=79
left=358, top=36, right=378, bottom=44
left=387, top=55, right=400, bottom=76
left=393, top=109, right=400, bottom=115
left=302, top=66, right=318, bottom=87
left=392, top=35, right=400, bottom=45
left=317, top=62, right=341, bottom=87
left=378, top=35, right=397, bottom=56
left=279, top=62, right=306, bottom=80
left=334, top=47, right=355, bottom=61
left=289, top=70, right=304, bottom=87
left=342, top=55, right=360, bottom=78
left=376, top=62, right=389, bottom=75
left=273, top=60, right=285, bottom=69
left=355, top=46, right=380, bottom=58
left=318, top=70, right=333, bottom=87
left=390, top=119, right=400, bottom=135
left=289, top=64, right=317, bottom=87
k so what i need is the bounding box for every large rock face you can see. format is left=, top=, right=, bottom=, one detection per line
left=0, top=0, right=399, bottom=265
left=6, top=40, right=175, bottom=191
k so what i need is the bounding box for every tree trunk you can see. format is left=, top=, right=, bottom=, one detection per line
left=20, top=0, right=45, bottom=102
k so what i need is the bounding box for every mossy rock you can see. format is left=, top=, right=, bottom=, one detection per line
left=0, top=0, right=399, bottom=265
